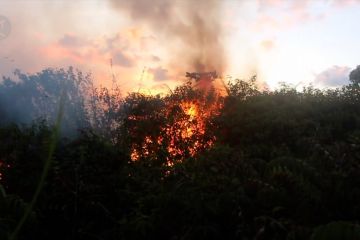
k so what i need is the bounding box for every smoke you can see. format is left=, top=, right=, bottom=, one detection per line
left=109, top=0, right=226, bottom=74
left=0, top=68, right=90, bottom=137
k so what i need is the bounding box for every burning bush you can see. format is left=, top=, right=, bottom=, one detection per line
left=120, top=81, right=223, bottom=165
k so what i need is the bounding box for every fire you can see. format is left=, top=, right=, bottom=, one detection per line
left=128, top=91, right=222, bottom=163
left=129, top=100, right=204, bottom=161
left=184, top=103, right=197, bottom=119
left=180, top=102, right=199, bottom=137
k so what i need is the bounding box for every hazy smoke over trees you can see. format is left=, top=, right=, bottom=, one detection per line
left=109, top=0, right=226, bottom=73
left=0, top=67, right=90, bottom=136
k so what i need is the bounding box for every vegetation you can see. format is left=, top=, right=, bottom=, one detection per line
left=1, top=66, right=360, bottom=239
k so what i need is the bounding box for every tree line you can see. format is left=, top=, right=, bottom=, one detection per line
left=1, top=66, right=360, bottom=239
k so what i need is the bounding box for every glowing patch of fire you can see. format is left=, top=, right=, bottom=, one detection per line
left=129, top=98, right=221, bottom=162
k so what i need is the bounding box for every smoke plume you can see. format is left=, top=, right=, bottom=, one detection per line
left=109, top=0, right=226, bottom=74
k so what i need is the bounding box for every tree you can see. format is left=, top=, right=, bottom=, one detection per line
left=349, top=65, right=360, bottom=85
left=0, top=67, right=91, bottom=137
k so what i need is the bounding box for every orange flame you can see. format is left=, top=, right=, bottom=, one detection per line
left=129, top=95, right=222, bottom=163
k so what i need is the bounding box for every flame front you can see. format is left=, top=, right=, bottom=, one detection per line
left=129, top=95, right=221, bottom=163
left=180, top=102, right=199, bottom=138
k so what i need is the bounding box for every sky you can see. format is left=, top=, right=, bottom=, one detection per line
left=0, top=0, right=360, bottom=94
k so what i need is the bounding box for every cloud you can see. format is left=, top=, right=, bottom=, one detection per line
left=113, top=50, right=134, bottom=68
left=332, top=0, right=360, bottom=8
left=58, top=34, right=89, bottom=48
left=45, top=32, right=139, bottom=69
left=260, top=39, right=275, bottom=51
left=254, top=0, right=360, bottom=32
left=314, top=65, right=351, bottom=87
left=253, top=0, right=325, bottom=31
left=151, top=55, right=161, bottom=62
left=148, top=67, right=169, bottom=81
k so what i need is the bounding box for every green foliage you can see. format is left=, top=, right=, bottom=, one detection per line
left=349, top=65, right=360, bottom=86
left=227, top=75, right=259, bottom=99
left=2, top=73, right=360, bottom=239
left=0, top=184, right=37, bottom=240
left=311, top=222, right=360, bottom=240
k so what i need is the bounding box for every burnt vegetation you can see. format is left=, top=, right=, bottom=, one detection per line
left=1, top=66, right=360, bottom=239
